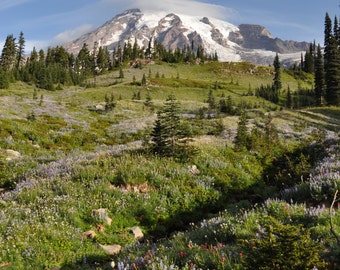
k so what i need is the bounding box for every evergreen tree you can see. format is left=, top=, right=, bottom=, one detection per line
left=207, top=89, right=215, bottom=110
left=104, top=93, right=116, bottom=111
left=144, top=91, right=153, bottom=108
left=76, top=43, right=93, bottom=77
left=38, top=49, right=45, bottom=63
left=39, top=94, right=44, bottom=106
left=234, top=110, right=249, bottom=151
left=325, top=34, right=340, bottom=105
left=0, top=68, right=10, bottom=89
left=196, top=45, right=205, bottom=60
left=214, top=51, right=218, bottom=61
left=334, top=16, right=340, bottom=47
left=264, top=113, right=278, bottom=144
left=226, top=95, right=234, bottom=114
left=286, top=86, right=292, bottom=109
left=123, top=41, right=132, bottom=62
left=116, top=42, right=123, bottom=65
left=323, top=14, right=340, bottom=106
left=54, top=46, right=71, bottom=69
left=30, top=47, right=38, bottom=62
left=273, top=53, right=282, bottom=91
left=92, top=41, right=99, bottom=75
left=119, top=67, right=124, bottom=79
left=37, top=67, right=54, bottom=90
left=0, top=34, right=17, bottom=71
left=141, top=73, right=146, bottom=86
left=16, top=31, right=25, bottom=70
left=132, top=38, right=139, bottom=60
left=136, top=91, right=141, bottom=100
left=314, top=44, right=324, bottom=106
left=145, top=38, right=152, bottom=59
left=150, top=94, right=192, bottom=158
left=33, top=88, right=38, bottom=100
left=272, top=53, right=281, bottom=104
left=303, top=43, right=314, bottom=73
left=96, top=46, right=110, bottom=73
left=45, top=47, right=55, bottom=67
left=219, top=98, right=227, bottom=113
left=324, top=13, right=333, bottom=67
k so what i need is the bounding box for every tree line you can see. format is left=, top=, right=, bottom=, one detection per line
left=111, top=38, right=218, bottom=67
left=255, top=11, right=340, bottom=109
left=296, top=13, right=340, bottom=106
left=0, top=33, right=218, bottom=90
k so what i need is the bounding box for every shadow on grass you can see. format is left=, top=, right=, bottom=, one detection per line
left=299, top=108, right=340, bottom=132
left=60, top=254, right=114, bottom=270
left=60, top=134, right=336, bottom=269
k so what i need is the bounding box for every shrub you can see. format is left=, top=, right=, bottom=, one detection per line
left=239, top=216, right=328, bottom=270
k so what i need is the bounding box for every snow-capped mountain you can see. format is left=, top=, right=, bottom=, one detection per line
left=63, top=9, right=309, bottom=66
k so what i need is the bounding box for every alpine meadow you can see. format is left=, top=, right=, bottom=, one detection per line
left=0, top=6, right=339, bottom=270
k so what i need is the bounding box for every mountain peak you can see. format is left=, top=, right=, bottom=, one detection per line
left=63, top=9, right=309, bottom=65
left=120, top=8, right=142, bottom=16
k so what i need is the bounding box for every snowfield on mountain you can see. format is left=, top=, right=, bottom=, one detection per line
left=64, top=8, right=309, bottom=65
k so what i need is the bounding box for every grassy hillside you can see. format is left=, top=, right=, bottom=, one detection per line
left=0, top=61, right=339, bottom=269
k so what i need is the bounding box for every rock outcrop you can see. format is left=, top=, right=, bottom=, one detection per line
left=130, top=226, right=144, bottom=241
left=229, top=24, right=309, bottom=54
left=3, top=149, right=21, bottom=161
left=98, top=244, right=122, bottom=256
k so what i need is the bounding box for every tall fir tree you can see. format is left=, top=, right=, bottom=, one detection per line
left=145, top=38, right=152, bottom=59
left=0, top=34, right=17, bottom=71
left=314, top=44, right=325, bottom=106
left=38, top=49, right=45, bottom=63
left=324, top=13, right=333, bottom=67
left=76, top=43, right=93, bottom=77
left=324, top=14, right=340, bottom=105
left=286, top=85, right=292, bottom=109
left=271, top=53, right=281, bottom=104
left=234, top=110, right=249, bottom=151
left=207, top=88, right=216, bottom=110
left=334, top=16, right=340, bottom=47
left=150, top=94, right=192, bottom=158
left=96, top=46, right=110, bottom=73
left=151, top=94, right=181, bottom=157
left=141, top=73, right=147, bottom=86
left=273, top=53, right=282, bottom=91
left=132, top=38, right=139, bottom=60
left=16, top=31, right=25, bottom=70
left=303, top=43, right=314, bottom=73
left=325, top=35, right=340, bottom=105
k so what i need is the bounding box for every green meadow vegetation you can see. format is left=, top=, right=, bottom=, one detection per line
left=0, top=59, right=339, bottom=269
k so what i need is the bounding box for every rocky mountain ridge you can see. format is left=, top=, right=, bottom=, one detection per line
left=64, top=8, right=309, bottom=66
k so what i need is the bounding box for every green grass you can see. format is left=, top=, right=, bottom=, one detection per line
left=0, top=61, right=339, bottom=269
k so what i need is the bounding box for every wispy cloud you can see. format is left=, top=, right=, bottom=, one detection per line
left=0, top=0, right=31, bottom=11
left=126, top=0, right=235, bottom=19
left=51, top=24, right=93, bottom=45
left=84, top=0, right=237, bottom=21
left=49, top=0, right=236, bottom=45
left=25, top=39, right=49, bottom=53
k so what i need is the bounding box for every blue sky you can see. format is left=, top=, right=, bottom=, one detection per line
left=0, top=0, right=338, bottom=53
